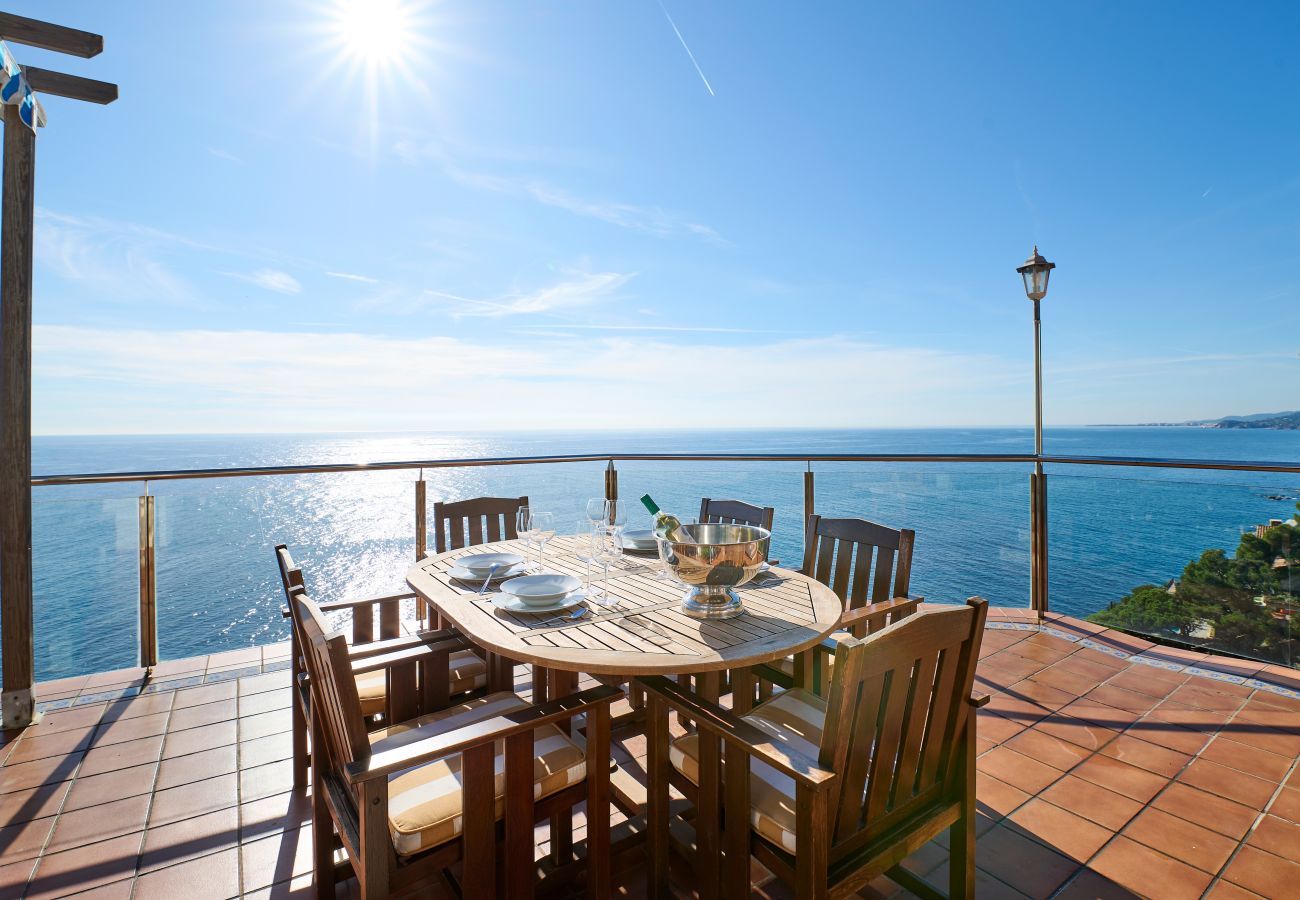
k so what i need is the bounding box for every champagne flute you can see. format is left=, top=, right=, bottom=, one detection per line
left=592, top=525, right=624, bottom=608
left=516, top=506, right=534, bottom=571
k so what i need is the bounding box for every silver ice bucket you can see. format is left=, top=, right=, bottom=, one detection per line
left=657, top=523, right=770, bottom=619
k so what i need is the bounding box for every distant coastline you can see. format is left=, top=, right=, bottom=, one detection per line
left=1093, top=411, right=1300, bottom=430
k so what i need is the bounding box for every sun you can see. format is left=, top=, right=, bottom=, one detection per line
left=329, top=0, right=417, bottom=68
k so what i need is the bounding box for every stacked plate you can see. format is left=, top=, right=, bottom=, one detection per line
left=621, top=529, right=659, bottom=554
left=448, top=552, right=526, bottom=582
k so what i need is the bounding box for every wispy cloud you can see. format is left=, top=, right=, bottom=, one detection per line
left=520, top=323, right=786, bottom=334
left=395, top=142, right=726, bottom=245
left=226, top=269, right=302, bottom=295
left=657, top=0, right=715, bottom=96
left=32, top=325, right=1024, bottom=433
left=34, top=209, right=197, bottom=304
left=208, top=147, right=241, bottom=163
left=422, top=270, right=633, bottom=318
left=326, top=271, right=380, bottom=284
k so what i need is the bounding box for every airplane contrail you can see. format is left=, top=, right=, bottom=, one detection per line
left=656, top=0, right=715, bottom=96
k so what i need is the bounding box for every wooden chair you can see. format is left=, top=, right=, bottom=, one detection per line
left=639, top=598, right=989, bottom=900
left=294, top=586, right=618, bottom=899
left=432, top=495, right=529, bottom=553
left=697, top=497, right=775, bottom=531
left=275, top=545, right=488, bottom=790
left=757, top=515, right=919, bottom=696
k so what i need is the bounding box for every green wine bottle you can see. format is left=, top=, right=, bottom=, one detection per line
left=641, top=494, right=688, bottom=541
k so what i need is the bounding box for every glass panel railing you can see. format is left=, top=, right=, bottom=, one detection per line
left=29, top=492, right=142, bottom=681
left=1048, top=471, right=1298, bottom=667
left=612, top=460, right=807, bottom=564
left=813, top=464, right=1033, bottom=608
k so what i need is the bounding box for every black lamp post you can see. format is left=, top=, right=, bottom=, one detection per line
left=1017, top=246, right=1055, bottom=615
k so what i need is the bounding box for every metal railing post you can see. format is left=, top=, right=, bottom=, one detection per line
left=803, top=463, right=815, bottom=564
left=414, top=471, right=427, bottom=622
left=1030, top=470, right=1049, bottom=617
left=604, top=460, right=618, bottom=504
left=138, top=485, right=157, bottom=668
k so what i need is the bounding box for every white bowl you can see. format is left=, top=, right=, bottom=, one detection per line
left=499, top=573, right=581, bottom=606
left=456, top=552, right=525, bottom=575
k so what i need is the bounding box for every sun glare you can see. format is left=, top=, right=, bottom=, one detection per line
left=331, top=0, right=415, bottom=67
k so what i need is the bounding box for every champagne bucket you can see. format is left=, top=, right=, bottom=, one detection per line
left=657, top=523, right=771, bottom=619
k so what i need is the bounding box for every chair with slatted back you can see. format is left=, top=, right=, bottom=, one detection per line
left=698, top=497, right=775, bottom=531
left=639, top=597, right=989, bottom=900
left=756, top=515, right=919, bottom=697
left=293, top=586, right=618, bottom=900
left=275, top=545, right=488, bottom=790
left=432, top=495, right=529, bottom=553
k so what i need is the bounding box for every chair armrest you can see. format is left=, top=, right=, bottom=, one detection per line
left=345, top=628, right=469, bottom=661
left=636, top=675, right=836, bottom=790
left=317, top=591, right=418, bottom=613
left=349, top=632, right=472, bottom=677
left=970, top=691, right=991, bottom=708
left=346, top=685, right=622, bottom=784
left=839, top=596, right=920, bottom=629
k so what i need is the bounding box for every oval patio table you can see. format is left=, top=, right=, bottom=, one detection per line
left=405, top=534, right=844, bottom=705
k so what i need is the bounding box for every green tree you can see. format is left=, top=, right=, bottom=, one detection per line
left=1089, top=585, right=1196, bottom=637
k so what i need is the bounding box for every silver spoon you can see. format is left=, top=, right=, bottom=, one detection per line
left=477, top=563, right=500, bottom=594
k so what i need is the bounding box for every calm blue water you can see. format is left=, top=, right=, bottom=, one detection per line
left=20, top=428, right=1300, bottom=680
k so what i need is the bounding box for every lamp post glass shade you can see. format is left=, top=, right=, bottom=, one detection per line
left=1017, top=245, right=1055, bottom=301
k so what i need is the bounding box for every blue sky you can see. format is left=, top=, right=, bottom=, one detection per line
left=12, top=0, right=1299, bottom=434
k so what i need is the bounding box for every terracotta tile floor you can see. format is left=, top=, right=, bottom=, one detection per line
left=1, top=612, right=1297, bottom=899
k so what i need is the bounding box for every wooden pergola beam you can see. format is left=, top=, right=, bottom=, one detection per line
left=0, top=12, right=102, bottom=58
left=22, top=67, right=117, bottom=105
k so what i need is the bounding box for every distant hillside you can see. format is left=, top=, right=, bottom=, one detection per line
left=1214, top=411, right=1300, bottom=430
left=1098, top=411, right=1300, bottom=429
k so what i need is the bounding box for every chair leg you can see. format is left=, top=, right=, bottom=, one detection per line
left=308, top=715, right=334, bottom=900
left=646, top=693, right=671, bottom=900
left=950, top=728, right=977, bottom=899
left=586, top=703, right=612, bottom=900
left=292, top=691, right=309, bottom=791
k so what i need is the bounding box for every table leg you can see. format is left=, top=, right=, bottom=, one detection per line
left=730, top=666, right=754, bottom=715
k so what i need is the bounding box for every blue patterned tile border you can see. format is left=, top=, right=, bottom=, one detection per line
left=73, top=686, right=141, bottom=706
left=986, top=622, right=1037, bottom=632
left=141, top=674, right=205, bottom=694
left=1129, top=655, right=1188, bottom=673
left=1040, top=626, right=1083, bottom=643
left=205, top=665, right=261, bottom=684
left=1183, top=666, right=1248, bottom=685
left=1078, top=638, right=1132, bottom=660
left=1244, top=679, right=1300, bottom=700
left=262, top=659, right=292, bottom=673
left=35, top=697, right=73, bottom=712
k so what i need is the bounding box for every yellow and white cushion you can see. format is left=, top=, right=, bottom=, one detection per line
left=669, top=688, right=826, bottom=853
left=353, top=649, right=488, bottom=717
left=369, top=691, right=587, bottom=856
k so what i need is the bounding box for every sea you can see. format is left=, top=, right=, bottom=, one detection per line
left=20, top=427, right=1300, bottom=682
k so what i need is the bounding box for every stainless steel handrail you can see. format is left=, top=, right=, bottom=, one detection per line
left=28, top=451, right=1300, bottom=485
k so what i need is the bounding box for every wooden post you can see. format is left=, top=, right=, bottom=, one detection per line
left=803, top=465, right=815, bottom=563
left=1, top=102, right=36, bottom=728
left=604, top=459, right=618, bottom=504
left=138, top=493, right=157, bottom=667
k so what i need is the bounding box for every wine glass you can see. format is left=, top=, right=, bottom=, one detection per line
left=515, top=506, right=535, bottom=571
left=592, top=526, right=624, bottom=608
left=581, top=500, right=606, bottom=562
left=605, top=499, right=628, bottom=529
left=531, top=511, right=555, bottom=563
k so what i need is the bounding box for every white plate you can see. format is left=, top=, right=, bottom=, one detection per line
left=456, top=552, right=525, bottom=575
left=491, top=591, right=587, bottom=615
left=499, top=573, right=582, bottom=604
left=448, top=562, right=527, bottom=581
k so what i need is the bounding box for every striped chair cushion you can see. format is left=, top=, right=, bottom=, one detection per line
left=669, top=688, right=826, bottom=853
left=369, top=691, right=586, bottom=856
left=353, top=649, right=488, bottom=717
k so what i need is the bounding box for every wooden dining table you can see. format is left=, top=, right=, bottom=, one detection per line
left=405, top=534, right=844, bottom=707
